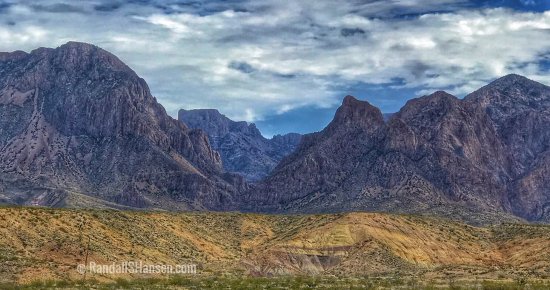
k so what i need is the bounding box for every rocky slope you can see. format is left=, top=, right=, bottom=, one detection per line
left=1, top=42, right=548, bottom=224
left=465, top=74, right=550, bottom=221
left=0, top=42, right=245, bottom=210
left=246, top=75, right=550, bottom=223
left=179, top=109, right=301, bottom=181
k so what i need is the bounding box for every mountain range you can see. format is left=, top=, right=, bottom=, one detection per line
left=0, top=42, right=549, bottom=223
left=244, top=75, right=550, bottom=223
left=179, top=109, right=301, bottom=181
left=0, top=42, right=246, bottom=211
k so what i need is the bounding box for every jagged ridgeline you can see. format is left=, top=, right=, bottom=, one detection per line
left=1, top=42, right=549, bottom=224
left=0, top=42, right=246, bottom=211
left=179, top=109, right=302, bottom=181
left=246, top=76, right=550, bottom=223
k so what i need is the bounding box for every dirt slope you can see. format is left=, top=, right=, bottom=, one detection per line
left=0, top=208, right=548, bottom=284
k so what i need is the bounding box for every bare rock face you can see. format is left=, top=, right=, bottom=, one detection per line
left=465, top=74, right=550, bottom=221
left=326, top=95, right=385, bottom=132
left=246, top=77, right=550, bottom=223
left=1, top=43, right=548, bottom=224
left=0, top=42, right=244, bottom=210
left=179, top=109, right=302, bottom=181
left=390, top=91, right=510, bottom=210
left=246, top=96, right=387, bottom=211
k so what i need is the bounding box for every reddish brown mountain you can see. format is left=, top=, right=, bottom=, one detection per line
left=245, top=75, right=550, bottom=223
left=179, top=109, right=301, bottom=181
left=0, top=42, right=245, bottom=210
left=1, top=43, right=548, bottom=224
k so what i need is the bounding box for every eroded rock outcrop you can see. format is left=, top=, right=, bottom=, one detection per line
left=179, top=109, right=302, bottom=181
left=247, top=75, right=550, bottom=223
left=0, top=42, right=244, bottom=210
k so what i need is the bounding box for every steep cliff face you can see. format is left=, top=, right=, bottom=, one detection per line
left=0, top=42, right=244, bottom=210
left=247, top=96, right=389, bottom=211
left=247, top=76, right=550, bottom=223
left=1, top=42, right=548, bottom=224
left=465, top=74, right=550, bottom=220
left=179, top=109, right=302, bottom=181
left=390, top=91, right=510, bottom=205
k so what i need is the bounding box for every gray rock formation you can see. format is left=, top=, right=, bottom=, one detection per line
left=245, top=75, right=550, bottom=223
left=179, top=109, right=302, bottom=181
left=0, top=42, right=245, bottom=210
left=1, top=41, right=548, bottom=224
left=465, top=74, right=550, bottom=221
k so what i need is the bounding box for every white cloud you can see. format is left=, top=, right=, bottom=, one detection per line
left=0, top=0, right=549, bottom=128
left=0, top=26, right=48, bottom=44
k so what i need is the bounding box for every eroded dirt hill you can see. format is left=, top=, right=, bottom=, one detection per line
left=0, top=208, right=548, bottom=284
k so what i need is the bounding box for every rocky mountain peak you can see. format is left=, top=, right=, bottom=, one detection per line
left=328, top=95, right=384, bottom=132
left=179, top=108, right=262, bottom=138
left=342, top=95, right=361, bottom=105
left=488, top=73, right=543, bottom=88
left=0, top=42, right=242, bottom=210
left=53, top=41, right=132, bottom=73
left=396, top=90, right=459, bottom=121
left=179, top=108, right=302, bottom=180
left=249, top=74, right=550, bottom=222
left=6, top=42, right=163, bottom=141
left=411, top=90, right=458, bottom=106
left=466, top=74, right=549, bottom=102
left=428, top=90, right=456, bottom=99
left=465, top=74, right=550, bottom=125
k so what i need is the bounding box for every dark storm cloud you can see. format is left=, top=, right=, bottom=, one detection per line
left=407, top=61, right=433, bottom=79
left=228, top=61, right=255, bottom=74
left=0, top=1, right=11, bottom=13
left=475, top=0, right=550, bottom=11
left=31, top=3, right=85, bottom=13
left=94, top=2, right=123, bottom=12
left=340, top=28, right=366, bottom=37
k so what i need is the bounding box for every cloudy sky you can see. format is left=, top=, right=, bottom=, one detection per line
left=0, top=0, right=549, bottom=136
